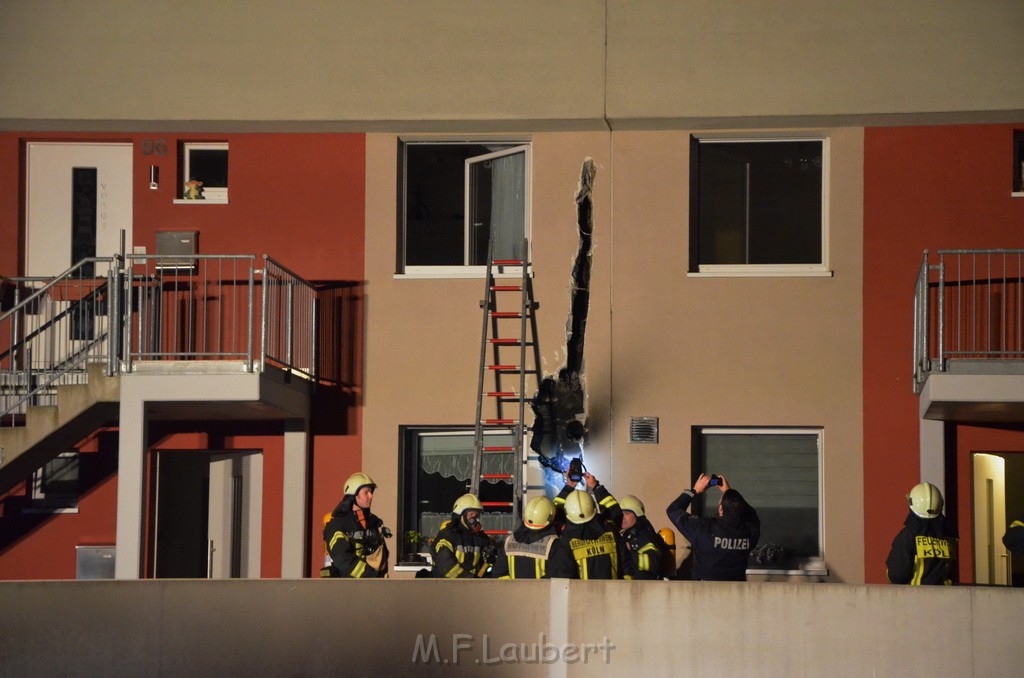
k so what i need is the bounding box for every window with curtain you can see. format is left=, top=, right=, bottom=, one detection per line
left=400, top=141, right=530, bottom=276
left=399, top=427, right=515, bottom=560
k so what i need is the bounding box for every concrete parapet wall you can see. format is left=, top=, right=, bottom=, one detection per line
left=1, top=580, right=1021, bottom=676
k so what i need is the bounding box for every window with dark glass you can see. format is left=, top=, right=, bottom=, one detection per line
left=690, top=138, right=824, bottom=271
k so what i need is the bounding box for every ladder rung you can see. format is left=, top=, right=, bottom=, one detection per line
left=484, top=530, right=509, bottom=535
left=481, top=473, right=514, bottom=480
left=490, top=338, right=526, bottom=345
left=491, top=285, right=522, bottom=292
left=482, top=501, right=512, bottom=507
left=490, top=311, right=522, bottom=318
left=485, top=391, right=518, bottom=398
left=483, top=419, right=516, bottom=425
left=492, top=259, right=523, bottom=265
left=483, top=446, right=515, bottom=452
left=488, top=365, right=520, bottom=371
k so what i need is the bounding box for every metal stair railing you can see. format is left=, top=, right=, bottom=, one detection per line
left=1, top=257, right=119, bottom=425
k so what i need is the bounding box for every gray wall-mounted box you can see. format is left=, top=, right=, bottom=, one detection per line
left=76, top=545, right=116, bottom=579
left=155, top=230, right=198, bottom=270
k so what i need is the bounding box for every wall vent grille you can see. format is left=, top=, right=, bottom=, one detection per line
left=629, top=417, right=659, bottom=444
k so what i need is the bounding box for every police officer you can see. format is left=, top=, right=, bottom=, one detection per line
left=620, top=495, right=664, bottom=580
left=886, top=482, right=958, bottom=585
left=491, top=496, right=575, bottom=579
left=666, top=473, right=760, bottom=581
left=322, top=472, right=390, bottom=578
left=431, top=493, right=495, bottom=578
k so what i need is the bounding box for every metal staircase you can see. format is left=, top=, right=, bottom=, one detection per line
left=0, top=252, right=331, bottom=493
left=469, top=239, right=542, bottom=530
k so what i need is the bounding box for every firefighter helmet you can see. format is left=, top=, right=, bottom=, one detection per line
left=619, top=495, right=646, bottom=517
left=907, top=482, right=943, bottom=519
left=453, top=493, right=484, bottom=516
left=564, top=490, right=597, bottom=524
left=343, top=472, right=376, bottom=497
left=523, top=496, right=556, bottom=530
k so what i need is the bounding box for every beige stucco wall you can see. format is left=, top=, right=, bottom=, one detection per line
left=2, top=1, right=1021, bottom=130
left=365, top=127, right=863, bottom=582
left=363, top=132, right=614, bottom=557
left=4, top=580, right=1022, bottom=676
left=608, top=128, right=865, bottom=583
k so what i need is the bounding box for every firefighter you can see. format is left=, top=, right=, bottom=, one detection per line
left=491, top=496, right=575, bottom=579
left=558, top=489, right=628, bottom=579
left=1004, top=513, right=1024, bottom=555
left=886, top=482, right=958, bottom=585
left=619, top=495, right=665, bottom=580
left=553, top=469, right=623, bottom=530
left=431, top=493, right=495, bottom=578
left=322, top=472, right=390, bottom=578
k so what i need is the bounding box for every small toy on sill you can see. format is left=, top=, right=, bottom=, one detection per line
left=183, top=179, right=205, bottom=200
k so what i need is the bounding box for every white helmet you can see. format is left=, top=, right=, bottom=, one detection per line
left=343, top=472, right=376, bottom=497
left=619, top=495, right=645, bottom=517
left=523, top=496, right=556, bottom=530
left=564, top=490, right=597, bottom=524
left=453, top=493, right=484, bottom=516
left=907, top=482, right=943, bottom=519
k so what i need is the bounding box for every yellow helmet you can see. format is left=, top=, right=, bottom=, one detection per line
left=523, top=496, right=556, bottom=529
left=619, top=494, right=646, bottom=517
left=453, top=493, right=484, bottom=515
left=564, top=490, right=597, bottom=524
left=907, top=482, right=943, bottom=519
left=343, top=472, right=376, bottom=497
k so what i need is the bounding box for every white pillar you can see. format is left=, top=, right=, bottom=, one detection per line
left=920, top=417, right=946, bottom=499
left=114, top=393, right=147, bottom=579
left=281, top=419, right=309, bottom=578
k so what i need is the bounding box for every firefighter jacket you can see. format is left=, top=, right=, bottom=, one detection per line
left=1003, top=514, right=1024, bottom=555
left=886, top=512, right=958, bottom=585
left=553, top=482, right=623, bottom=530
left=558, top=517, right=628, bottom=580
left=666, top=489, right=760, bottom=581
left=491, top=523, right=575, bottom=579
left=431, top=517, right=495, bottom=578
left=322, top=498, right=389, bottom=578
left=622, top=515, right=665, bottom=580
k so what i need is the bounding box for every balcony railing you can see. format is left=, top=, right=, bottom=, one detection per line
left=1, top=253, right=337, bottom=425
left=913, top=249, right=1024, bottom=393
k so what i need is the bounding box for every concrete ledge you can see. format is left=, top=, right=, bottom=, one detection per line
left=0, top=580, right=1020, bottom=676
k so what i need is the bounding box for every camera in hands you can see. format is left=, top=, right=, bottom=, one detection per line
left=707, top=474, right=722, bottom=487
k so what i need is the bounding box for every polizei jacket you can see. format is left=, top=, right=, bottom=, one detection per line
left=667, top=490, right=760, bottom=581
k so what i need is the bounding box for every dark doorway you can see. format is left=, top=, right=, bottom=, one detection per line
left=154, top=451, right=210, bottom=578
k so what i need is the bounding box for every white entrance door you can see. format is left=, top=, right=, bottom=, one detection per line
left=25, top=142, right=132, bottom=275
left=207, top=452, right=263, bottom=579
left=973, top=453, right=1008, bottom=585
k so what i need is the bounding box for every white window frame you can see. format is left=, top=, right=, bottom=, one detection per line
left=400, top=141, right=532, bottom=279
left=696, top=427, right=826, bottom=575
left=180, top=141, right=228, bottom=203
left=689, top=136, right=831, bottom=278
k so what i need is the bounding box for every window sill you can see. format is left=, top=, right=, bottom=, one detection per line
left=688, top=268, right=833, bottom=279
left=395, top=267, right=527, bottom=280
left=747, top=567, right=828, bottom=577
left=1012, top=192, right=1024, bottom=198
left=172, top=198, right=229, bottom=205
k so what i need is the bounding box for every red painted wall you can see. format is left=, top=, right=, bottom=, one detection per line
left=0, top=132, right=366, bottom=579
left=864, top=123, right=1024, bottom=583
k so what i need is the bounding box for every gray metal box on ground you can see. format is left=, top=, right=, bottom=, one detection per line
left=76, top=545, right=115, bottom=579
